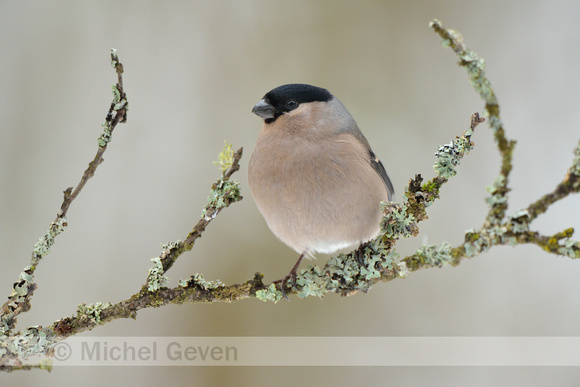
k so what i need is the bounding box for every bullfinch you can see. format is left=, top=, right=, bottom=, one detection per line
left=249, top=84, right=394, bottom=291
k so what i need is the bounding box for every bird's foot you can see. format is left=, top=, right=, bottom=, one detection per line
left=273, top=271, right=297, bottom=300
left=272, top=253, right=306, bottom=300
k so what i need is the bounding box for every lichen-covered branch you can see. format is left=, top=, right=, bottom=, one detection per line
left=430, top=19, right=516, bottom=225
left=3, top=20, right=580, bottom=371
left=0, top=140, right=244, bottom=370
left=0, top=49, right=128, bottom=338
left=154, top=145, right=243, bottom=274
left=526, top=139, right=580, bottom=220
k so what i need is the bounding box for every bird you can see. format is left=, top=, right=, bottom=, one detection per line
left=248, top=84, right=394, bottom=292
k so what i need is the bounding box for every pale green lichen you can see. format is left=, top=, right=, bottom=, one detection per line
left=160, top=240, right=182, bottom=260
left=179, top=273, right=225, bottom=290
left=76, top=302, right=111, bottom=324
left=293, top=245, right=399, bottom=298
left=558, top=239, right=580, bottom=258
left=201, top=179, right=241, bottom=219
left=508, top=210, right=530, bottom=233
left=147, top=257, right=168, bottom=292
left=463, top=229, right=490, bottom=258
left=2, top=217, right=68, bottom=326
left=213, top=141, right=235, bottom=172
left=33, top=217, right=68, bottom=261
left=4, top=326, right=52, bottom=359
left=414, top=242, right=454, bottom=268
left=380, top=203, right=417, bottom=239
left=433, top=128, right=474, bottom=178
left=161, top=241, right=181, bottom=250
left=463, top=225, right=509, bottom=258
left=486, top=115, right=503, bottom=134
left=255, top=283, right=284, bottom=303
left=397, top=260, right=409, bottom=278
left=486, top=175, right=507, bottom=206
left=98, top=82, right=128, bottom=147
left=295, top=264, right=331, bottom=298
left=12, top=268, right=33, bottom=298
left=98, top=122, right=113, bottom=147
left=0, top=319, right=11, bottom=336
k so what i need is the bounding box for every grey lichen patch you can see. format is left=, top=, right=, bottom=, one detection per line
left=2, top=326, right=53, bottom=360
left=433, top=128, right=474, bottom=178
left=98, top=85, right=128, bottom=147
left=486, top=115, right=503, bottom=135
left=397, top=261, right=409, bottom=278
left=463, top=225, right=509, bottom=258
left=430, top=19, right=452, bottom=46
left=179, top=273, right=225, bottom=290
left=160, top=240, right=182, bottom=259
left=201, top=178, right=241, bottom=220
left=558, top=239, right=580, bottom=258
left=0, top=318, right=11, bottom=337
left=508, top=210, right=530, bottom=233
left=76, top=302, right=111, bottom=324
left=414, top=242, right=454, bottom=268
left=486, top=175, right=507, bottom=206
left=255, top=283, right=284, bottom=303
left=33, top=217, right=68, bottom=263
left=98, top=122, right=113, bottom=147
left=293, top=244, right=399, bottom=298
left=295, top=264, right=331, bottom=298
left=328, top=246, right=397, bottom=294
left=380, top=203, right=418, bottom=239
left=147, top=257, right=168, bottom=292
left=12, top=268, right=34, bottom=297
left=3, top=217, right=68, bottom=324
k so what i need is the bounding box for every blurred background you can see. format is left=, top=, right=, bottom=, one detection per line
left=2, top=1, right=580, bottom=385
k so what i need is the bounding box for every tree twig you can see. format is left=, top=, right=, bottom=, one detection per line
left=430, top=19, right=516, bottom=225
left=1, top=49, right=128, bottom=335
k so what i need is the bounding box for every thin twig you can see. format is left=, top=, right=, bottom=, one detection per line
left=0, top=49, right=128, bottom=330
left=59, top=50, right=128, bottom=219
left=430, top=19, right=516, bottom=224
left=159, top=147, right=244, bottom=273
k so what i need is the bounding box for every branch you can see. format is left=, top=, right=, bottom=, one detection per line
left=0, top=49, right=128, bottom=369
left=0, top=49, right=128, bottom=334
left=430, top=19, right=516, bottom=225
left=526, top=139, right=580, bottom=220
left=156, top=145, right=243, bottom=274
left=3, top=20, right=580, bottom=370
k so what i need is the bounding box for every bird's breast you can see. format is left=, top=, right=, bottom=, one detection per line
left=248, top=128, right=388, bottom=254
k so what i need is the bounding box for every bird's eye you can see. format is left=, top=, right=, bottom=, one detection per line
left=286, top=100, right=298, bottom=110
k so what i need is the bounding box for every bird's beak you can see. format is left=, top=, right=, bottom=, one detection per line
left=251, top=99, right=275, bottom=120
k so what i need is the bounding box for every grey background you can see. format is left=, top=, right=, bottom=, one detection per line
left=1, top=1, right=580, bottom=385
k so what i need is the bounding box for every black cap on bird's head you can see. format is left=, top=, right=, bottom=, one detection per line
left=252, top=84, right=333, bottom=123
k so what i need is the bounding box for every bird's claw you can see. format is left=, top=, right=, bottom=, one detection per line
left=273, top=271, right=297, bottom=300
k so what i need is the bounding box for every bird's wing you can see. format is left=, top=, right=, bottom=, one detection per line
left=369, top=150, right=395, bottom=201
